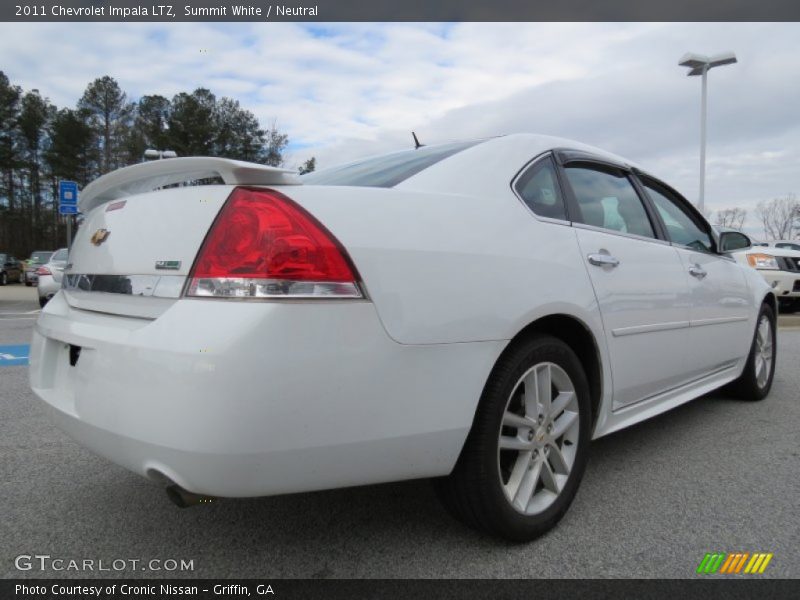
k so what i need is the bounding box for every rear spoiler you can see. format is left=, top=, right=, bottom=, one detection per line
left=79, top=157, right=300, bottom=213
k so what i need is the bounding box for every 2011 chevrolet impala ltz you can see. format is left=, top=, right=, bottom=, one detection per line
left=29, top=134, right=776, bottom=541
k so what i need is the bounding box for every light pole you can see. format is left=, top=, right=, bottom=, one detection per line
left=678, top=51, right=737, bottom=214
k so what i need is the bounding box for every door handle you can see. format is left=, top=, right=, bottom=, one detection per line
left=587, top=253, right=620, bottom=268
left=689, top=264, right=707, bottom=279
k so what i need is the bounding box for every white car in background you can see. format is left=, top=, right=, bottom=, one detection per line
left=24, top=250, right=54, bottom=286
left=29, top=135, right=777, bottom=541
left=36, top=248, right=69, bottom=308
left=719, top=229, right=800, bottom=313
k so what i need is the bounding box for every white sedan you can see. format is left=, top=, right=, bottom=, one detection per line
left=36, top=247, right=69, bottom=308
left=29, top=134, right=776, bottom=541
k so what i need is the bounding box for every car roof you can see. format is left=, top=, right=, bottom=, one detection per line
left=396, top=133, right=645, bottom=199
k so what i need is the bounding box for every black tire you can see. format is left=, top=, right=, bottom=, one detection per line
left=436, top=334, right=592, bottom=541
left=0, top=271, right=7, bottom=286
left=38, top=296, right=48, bottom=308
left=25, top=281, right=32, bottom=287
left=779, top=298, right=799, bottom=314
left=727, top=303, right=776, bottom=401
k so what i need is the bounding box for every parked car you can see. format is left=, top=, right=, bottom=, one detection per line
left=29, top=135, right=777, bottom=541
left=719, top=230, right=800, bottom=313
left=769, top=240, right=800, bottom=252
left=0, top=253, right=24, bottom=285
left=36, top=248, right=69, bottom=308
left=24, top=250, right=54, bottom=286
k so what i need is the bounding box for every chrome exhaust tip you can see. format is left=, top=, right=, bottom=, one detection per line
left=165, top=484, right=215, bottom=508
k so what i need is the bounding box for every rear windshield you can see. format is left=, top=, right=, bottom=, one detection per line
left=51, top=248, right=68, bottom=261
left=29, top=251, right=52, bottom=263
left=301, top=140, right=482, bottom=188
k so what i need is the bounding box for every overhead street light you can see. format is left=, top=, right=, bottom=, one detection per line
left=679, top=52, right=737, bottom=214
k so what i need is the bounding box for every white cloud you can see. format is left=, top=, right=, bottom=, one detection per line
left=0, top=21, right=799, bottom=233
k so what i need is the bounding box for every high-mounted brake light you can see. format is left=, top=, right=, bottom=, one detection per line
left=186, top=187, right=362, bottom=299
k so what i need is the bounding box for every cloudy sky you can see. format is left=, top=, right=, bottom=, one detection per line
left=1, top=22, right=798, bottom=234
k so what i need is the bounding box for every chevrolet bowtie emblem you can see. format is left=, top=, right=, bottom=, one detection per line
left=90, top=228, right=110, bottom=246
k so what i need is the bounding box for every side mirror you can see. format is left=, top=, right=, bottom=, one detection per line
left=719, top=231, right=751, bottom=253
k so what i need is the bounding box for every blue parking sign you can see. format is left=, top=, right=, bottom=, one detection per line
left=59, top=204, right=79, bottom=215
left=59, top=180, right=78, bottom=209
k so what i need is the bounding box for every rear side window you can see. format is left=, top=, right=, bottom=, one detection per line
left=643, top=180, right=714, bottom=253
left=300, top=140, right=481, bottom=188
left=514, top=156, right=567, bottom=220
left=30, top=251, right=52, bottom=263
left=564, top=166, right=655, bottom=239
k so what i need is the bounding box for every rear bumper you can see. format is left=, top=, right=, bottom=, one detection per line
left=758, top=269, right=800, bottom=297
left=29, top=293, right=501, bottom=497
left=37, top=275, right=60, bottom=299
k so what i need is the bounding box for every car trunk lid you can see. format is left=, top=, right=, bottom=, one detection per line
left=62, top=158, right=301, bottom=319
left=63, top=185, right=234, bottom=318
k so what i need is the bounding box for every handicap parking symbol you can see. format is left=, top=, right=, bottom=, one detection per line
left=0, top=345, right=30, bottom=366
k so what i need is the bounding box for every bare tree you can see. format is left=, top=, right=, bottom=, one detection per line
left=756, top=194, right=799, bottom=240
left=263, top=119, right=288, bottom=167
left=713, top=207, right=747, bottom=230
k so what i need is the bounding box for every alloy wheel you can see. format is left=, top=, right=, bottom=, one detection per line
left=497, top=362, right=580, bottom=515
left=754, top=315, right=774, bottom=389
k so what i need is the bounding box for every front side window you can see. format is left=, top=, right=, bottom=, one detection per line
left=514, top=156, right=567, bottom=220
left=643, top=180, right=714, bottom=253
left=564, top=165, right=655, bottom=238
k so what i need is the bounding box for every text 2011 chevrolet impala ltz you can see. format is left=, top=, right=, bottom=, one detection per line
left=29, top=135, right=776, bottom=541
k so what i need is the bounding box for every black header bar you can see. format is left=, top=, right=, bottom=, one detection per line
left=3, top=0, right=800, bottom=22
left=3, top=578, right=799, bottom=600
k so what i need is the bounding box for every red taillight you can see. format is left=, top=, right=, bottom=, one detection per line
left=36, top=266, right=51, bottom=276
left=186, top=187, right=362, bottom=299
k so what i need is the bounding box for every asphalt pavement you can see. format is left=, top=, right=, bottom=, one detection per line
left=1, top=285, right=798, bottom=579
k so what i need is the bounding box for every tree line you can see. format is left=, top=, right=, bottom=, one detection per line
left=0, top=72, right=314, bottom=258
left=711, top=195, right=799, bottom=241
